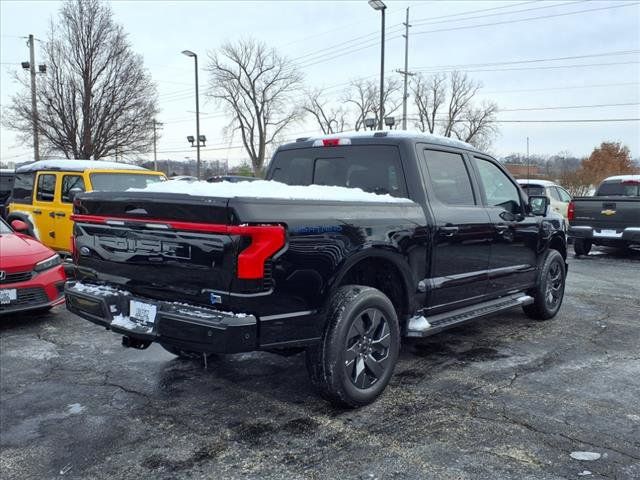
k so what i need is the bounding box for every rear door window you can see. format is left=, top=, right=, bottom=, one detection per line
left=422, top=149, right=475, bottom=205
left=36, top=174, right=57, bottom=202
left=11, top=173, right=35, bottom=204
left=556, top=187, right=572, bottom=202
left=61, top=175, right=86, bottom=203
left=548, top=187, right=561, bottom=201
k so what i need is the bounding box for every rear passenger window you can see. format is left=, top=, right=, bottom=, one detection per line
left=36, top=174, right=56, bottom=202
left=423, top=150, right=475, bottom=205
left=61, top=175, right=85, bottom=203
left=11, top=173, right=35, bottom=204
left=270, top=156, right=313, bottom=186
left=557, top=188, right=572, bottom=202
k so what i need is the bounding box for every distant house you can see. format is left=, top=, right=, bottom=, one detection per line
left=503, top=163, right=541, bottom=179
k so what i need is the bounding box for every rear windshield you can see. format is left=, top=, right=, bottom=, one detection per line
left=596, top=180, right=640, bottom=196
left=268, top=145, right=408, bottom=197
left=519, top=184, right=545, bottom=196
left=90, top=173, right=166, bottom=192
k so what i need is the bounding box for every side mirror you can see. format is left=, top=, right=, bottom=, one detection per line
left=10, top=219, right=29, bottom=233
left=68, top=187, right=84, bottom=201
left=528, top=195, right=549, bottom=216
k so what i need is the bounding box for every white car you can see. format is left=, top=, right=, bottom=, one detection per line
left=517, top=179, right=573, bottom=219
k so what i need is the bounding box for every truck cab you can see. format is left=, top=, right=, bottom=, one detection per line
left=6, top=160, right=166, bottom=255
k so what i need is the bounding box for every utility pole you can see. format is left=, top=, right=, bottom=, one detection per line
left=379, top=6, right=386, bottom=130
left=526, top=136, right=530, bottom=179
left=28, top=34, right=40, bottom=161
left=152, top=120, right=163, bottom=171
left=396, top=8, right=414, bottom=130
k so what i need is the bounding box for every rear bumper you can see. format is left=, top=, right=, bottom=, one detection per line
left=65, top=281, right=257, bottom=353
left=569, top=226, right=640, bottom=243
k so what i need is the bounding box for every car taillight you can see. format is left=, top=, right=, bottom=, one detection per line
left=567, top=201, right=575, bottom=221
left=229, top=225, right=286, bottom=279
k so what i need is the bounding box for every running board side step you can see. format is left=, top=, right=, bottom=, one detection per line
left=406, top=293, right=534, bottom=338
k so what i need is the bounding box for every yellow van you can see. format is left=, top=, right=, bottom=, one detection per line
left=6, top=160, right=166, bottom=255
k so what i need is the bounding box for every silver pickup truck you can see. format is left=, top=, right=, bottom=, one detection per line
left=569, top=175, right=640, bottom=255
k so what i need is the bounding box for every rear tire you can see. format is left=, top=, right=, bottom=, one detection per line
left=574, top=238, right=592, bottom=256
left=523, top=249, right=566, bottom=321
left=160, top=344, right=220, bottom=361
left=305, top=285, right=400, bottom=408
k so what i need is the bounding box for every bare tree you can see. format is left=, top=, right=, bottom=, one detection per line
left=411, top=73, right=445, bottom=134
left=344, top=78, right=402, bottom=131
left=411, top=71, right=498, bottom=149
left=3, top=0, right=158, bottom=160
left=303, top=88, right=347, bottom=134
left=207, top=39, right=303, bottom=175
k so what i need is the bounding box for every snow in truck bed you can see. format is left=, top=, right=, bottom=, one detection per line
left=128, top=179, right=414, bottom=203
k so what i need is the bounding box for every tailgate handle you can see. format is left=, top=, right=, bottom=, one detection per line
left=602, top=202, right=616, bottom=209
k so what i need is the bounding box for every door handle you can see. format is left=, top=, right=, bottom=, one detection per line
left=55, top=212, right=66, bottom=217
left=49, top=211, right=55, bottom=218
left=439, top=226, right=459, bottom=237
left=33, top=209, right=42, bottom=215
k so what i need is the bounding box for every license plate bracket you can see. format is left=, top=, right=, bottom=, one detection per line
left=0, top=289, right=17, bottom=305
left=129, top=299, right=158, bottom=326
left=594, top=229, right=622, bottom=238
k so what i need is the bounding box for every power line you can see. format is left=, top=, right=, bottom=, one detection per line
left=483, top=81, right=640, bottom=94
left=499, top=102, right=640, bottom=112
left=412, top=2, right=639, bottom=37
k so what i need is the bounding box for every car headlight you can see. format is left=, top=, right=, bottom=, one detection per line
left=34, top=254, right=62, bottom=273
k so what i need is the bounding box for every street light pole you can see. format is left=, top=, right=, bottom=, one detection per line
left=28, top=34, right=40, bottom=161
left=369, top=0, right=387, bottom=131
left=182, top=50, right=201, bottom=180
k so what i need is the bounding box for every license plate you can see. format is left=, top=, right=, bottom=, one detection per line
left=0, top=289, right=17, bottom=305
left=129, top=300, right=157, bottom=325
left=593, top=229, right=622, bottom=238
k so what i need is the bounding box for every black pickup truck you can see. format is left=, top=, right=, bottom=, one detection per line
left=65, top=132, right=567, bottom=407
left=569, top=175, right=640, bottom=255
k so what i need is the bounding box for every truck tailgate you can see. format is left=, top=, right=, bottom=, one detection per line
left=572, top=197, right=640, bottom=229
left=72, top=192, right=242, bottom=306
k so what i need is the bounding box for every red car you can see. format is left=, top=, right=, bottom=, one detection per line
left=0, top=218, right=66, bottom=315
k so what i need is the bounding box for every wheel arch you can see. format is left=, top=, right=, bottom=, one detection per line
left=326, top=246, right=415, bottom=322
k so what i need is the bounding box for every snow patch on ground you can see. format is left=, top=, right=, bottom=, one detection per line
left=128, top=179, right=414, bottom=203
left=66, top=403, right=85, bottom=415
left=4, top=341, right=58, bottom=361
left=570, top=451, right=601, bottom=461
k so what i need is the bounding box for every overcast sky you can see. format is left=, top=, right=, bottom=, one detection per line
left=1, top=0, right=639, bottom=167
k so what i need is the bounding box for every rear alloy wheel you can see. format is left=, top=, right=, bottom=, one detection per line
left=574, top=238, right=592, bottom=256
left=306, top=285, right=400, bottom=408
left=523, top=249, right=566, bottom=320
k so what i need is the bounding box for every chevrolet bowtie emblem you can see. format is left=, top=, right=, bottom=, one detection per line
left=601, top=209, right=616, bottom=216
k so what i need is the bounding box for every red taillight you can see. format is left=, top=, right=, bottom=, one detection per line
left=567, top=201, right=575, bottom=221
left=312, top=138, right=352, bottom=147
left=70, top=214, right=286, bottom=280
left=230, top=225, right=286, bottom=279
left=70, top=236, right=76, bottom=259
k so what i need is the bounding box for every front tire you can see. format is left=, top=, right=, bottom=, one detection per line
left=306, top=285, right=400, bottom=408
left=523, top=249, right=566, bottom=320
left=574, top=238, right=592, bottom=256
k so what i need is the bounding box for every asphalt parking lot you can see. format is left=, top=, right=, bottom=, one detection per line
left=1, top=247, right=639, bottom=480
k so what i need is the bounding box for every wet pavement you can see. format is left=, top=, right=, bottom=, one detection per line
left=1, top=247, right=639, bottom=479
